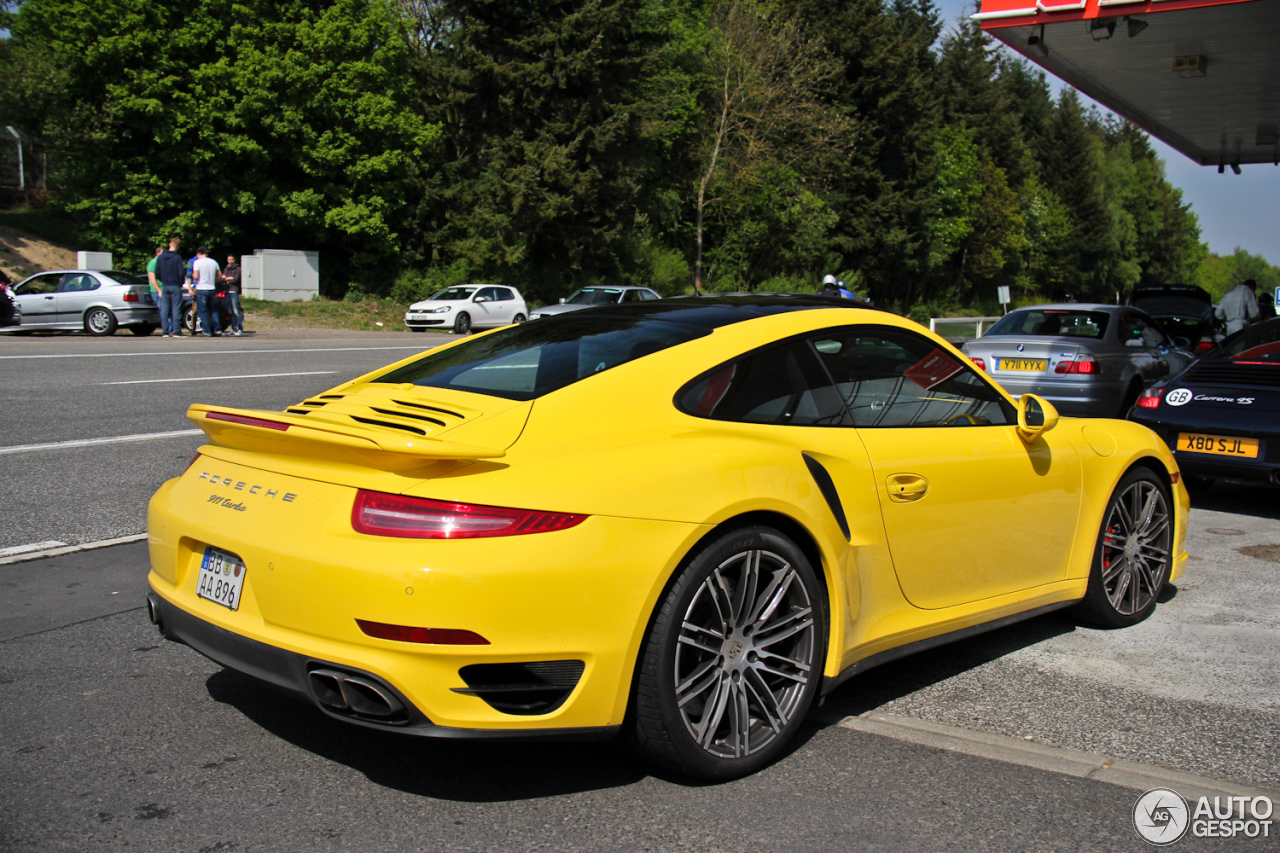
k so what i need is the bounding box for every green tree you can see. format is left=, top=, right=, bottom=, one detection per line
left=2, top=0, right=438, bottom=291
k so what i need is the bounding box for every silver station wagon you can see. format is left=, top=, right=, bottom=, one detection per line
left=961, top=303, right=1193, bottom=417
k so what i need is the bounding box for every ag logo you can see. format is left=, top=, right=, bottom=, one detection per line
left=1133, top=788, right=1189, bottom=845
left=1165, top=388, right=1193, bottom=407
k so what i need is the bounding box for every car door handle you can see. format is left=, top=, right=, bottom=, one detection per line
left=886, top=474, right=928, bottom=503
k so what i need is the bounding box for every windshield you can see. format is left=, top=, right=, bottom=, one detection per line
left=432, top=287, right=477, bottom=301
left=985, top=309, right=1110, bottom=339
left=1218, top=320, right=1280, bottom=362
left=566, top=288, right=624, bottom=306
left=374, top=314, right=710, bottom=400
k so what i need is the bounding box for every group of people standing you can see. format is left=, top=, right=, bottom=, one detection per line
left=146, top=238, right=244, bottom=337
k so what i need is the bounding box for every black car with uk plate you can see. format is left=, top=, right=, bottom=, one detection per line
left=1129, top=317, right=1280, bottom=487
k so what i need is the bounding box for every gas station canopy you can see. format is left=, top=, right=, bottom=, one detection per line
left=975, top=0, right=1279, bottom=167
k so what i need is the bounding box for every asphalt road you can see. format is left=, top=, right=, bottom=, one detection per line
left=1, top=329, right=1278, bottom=852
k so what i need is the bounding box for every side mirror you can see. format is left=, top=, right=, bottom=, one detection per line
left=474, top=296, right=488, bottom=303
left=1017, top=394, right=1059, bottom=442
left=1124, top=338, right=1144, bottom=348
left=559, top=298, right=566, bottom=304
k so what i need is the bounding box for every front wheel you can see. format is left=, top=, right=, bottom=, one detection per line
left=84, top=307, right=118, bottom=336
left=513, top=313, right=527, bottom=324
left=628, top=526, right=827, bottom=780
left=1074, top=468, right=1173, bottom=628
left=453, top=312, right=471, bottom=335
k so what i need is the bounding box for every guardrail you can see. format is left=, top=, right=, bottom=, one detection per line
left=928, top=316, right=1002, bottom=340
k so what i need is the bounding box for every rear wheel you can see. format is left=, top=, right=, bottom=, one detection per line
left=84, top=307, right=118, bottom=336
left=1075, top=468, right=1173, bottom=628
left=513, top=313, right=527, bottom=324
left=453, top=312, right=471, bottom=335
left=628, top=526, right=827, bottom=780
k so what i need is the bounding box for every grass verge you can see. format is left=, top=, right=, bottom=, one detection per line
left=240, top=296, right=419, bottom=333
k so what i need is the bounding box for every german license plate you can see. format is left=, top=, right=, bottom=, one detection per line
left=998, top=358, right=1047, bottom=372
left=408, top=313, right=429, bottom=320
left=196, top=546, right=247, bottom=611
left=1178, top=433, right=1259, bottom=458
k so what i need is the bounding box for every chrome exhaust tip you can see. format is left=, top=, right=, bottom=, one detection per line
left=308, top=668, right=404, bottom=719
left=145, top=593, right=163, bottom=632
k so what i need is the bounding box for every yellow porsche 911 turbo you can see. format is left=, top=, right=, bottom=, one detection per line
left=146, top=295, right=1189, bottom=780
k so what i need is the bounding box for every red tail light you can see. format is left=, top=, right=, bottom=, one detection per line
left=205, top=411, right=290, bottom=431
left=970, top=356, right=986, bottom=371
left=356, top=619, right=489, bottom=645
left=123, top=292, right=139, bottom=302
left=352, top=490, right=587, bottom=539
left=1135, top=388, right=1163, bottom=409
left=1195, top=339, right=1215, bottom=351
left=1055, top=356, right=1097, bottom=375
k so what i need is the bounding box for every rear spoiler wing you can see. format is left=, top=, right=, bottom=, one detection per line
left=189, top=404, right=505, bottom=471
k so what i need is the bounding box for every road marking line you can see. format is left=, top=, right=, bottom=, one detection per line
left=0, top=345, right=430, bottom=360
left=0, top=540, right=68, bottom=558
left=0, top=429, right=203, bottom=455
left=840, top=712, right=1280, bottom=800
left=102, top=371, right=336, bottom=385
left=0, top=533, right=147, bottom=566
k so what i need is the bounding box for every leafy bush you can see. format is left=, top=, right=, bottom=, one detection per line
left=390, top=260, right=476, bottom=305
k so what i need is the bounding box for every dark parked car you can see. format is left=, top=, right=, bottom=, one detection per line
left=1129, top=316, right=1280, bottom=487
left=1128, top=284, right=1220, bottom=352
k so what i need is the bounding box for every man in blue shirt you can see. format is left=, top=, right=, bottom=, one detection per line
left=155, top=238, right=186, bottom=337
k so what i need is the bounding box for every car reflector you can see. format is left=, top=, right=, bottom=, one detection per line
left=351, top=490, right=587, bottom=539
left=356, top=619, right=489, bottom=645
left=970, top=356, right=986, bottom=371
left=205, top=411, right=291, bottom=431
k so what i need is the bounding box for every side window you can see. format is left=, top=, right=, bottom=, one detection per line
left=16, top=274, right=62, bottom=295
left=622, top=289, right=643, bottom=303
left=677, top=339, right=850, bottom=426
left=1118, top=313, right=1163, bottom=347
left=641, top=290, right=661, bottom=301
left=493, top=288, right=514, bottom=302
left=475, top=287, right=499, bottom=302
left=59, top=274, right=98, bottom=293
left=809, top=327, right=1014, bottom=427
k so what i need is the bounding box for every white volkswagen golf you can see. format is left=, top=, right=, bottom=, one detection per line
left=404, top=284, right=527, bottom=335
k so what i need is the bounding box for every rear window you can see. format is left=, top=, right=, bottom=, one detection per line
left=566, top=288, right=623, bottom=305
left=374, top=315, right=709, bottom=400
left=985, top=310, right=1109, bottom=339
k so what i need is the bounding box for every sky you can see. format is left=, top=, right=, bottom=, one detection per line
left=935, top=0, right=1278, bottom=266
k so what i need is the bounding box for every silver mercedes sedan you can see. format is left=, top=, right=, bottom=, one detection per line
left=960, top=303, right=1193, bottom=417
left=3, top=269, right=160, bottom=336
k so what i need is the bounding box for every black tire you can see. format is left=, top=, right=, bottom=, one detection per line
left=453, top=312, right=472, bottom=335
left=84, top=307, right=118, bottom=336
left=628, top=525, right=827, bottom=780
left=513, top=313, right=527, bottom=324
left=1074, top=468, right=1173, bottom=628
left=411, top=327, right=426, bottom=333
left=129, top=323, right=156, bottom=336
left=1117, top=381, right=1142, bottom=417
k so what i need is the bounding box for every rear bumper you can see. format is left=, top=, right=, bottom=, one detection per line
left=1130, top=414, right=1280, bottom=485
left=146, top=590, right=619, bottom=740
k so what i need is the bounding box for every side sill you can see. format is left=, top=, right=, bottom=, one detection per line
left=821, top=600, right=1078, bottom=695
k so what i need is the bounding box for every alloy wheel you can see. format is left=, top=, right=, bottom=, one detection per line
left=1099, top=478, right=1172, bottom=616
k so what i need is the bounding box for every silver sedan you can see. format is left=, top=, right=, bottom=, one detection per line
left=528, top=285, right=661, bottom=320
left=3, top=269, right=160, bottom=336
left=960, top=303, right=1193, bottom=417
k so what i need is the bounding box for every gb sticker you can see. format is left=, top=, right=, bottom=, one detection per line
left=1165, top=388, right=1194, bottom=406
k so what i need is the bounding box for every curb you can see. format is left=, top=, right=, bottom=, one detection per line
left=0, top=533, right=147, bottom=566
left=839, top=712, right=1280, bottom=802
